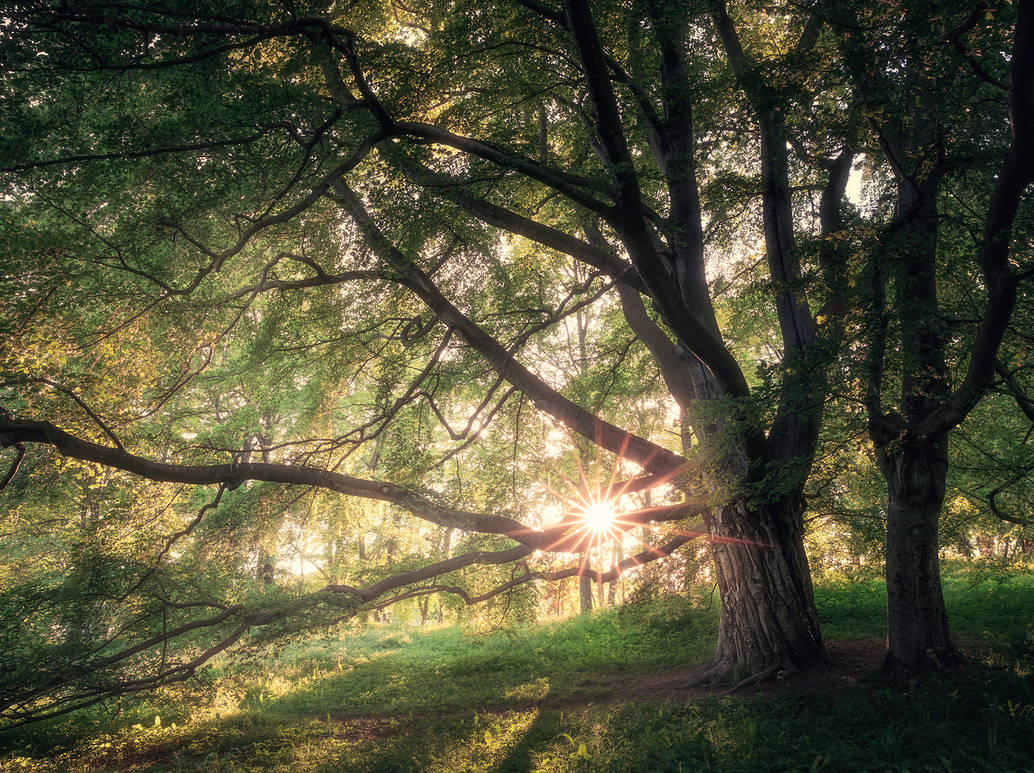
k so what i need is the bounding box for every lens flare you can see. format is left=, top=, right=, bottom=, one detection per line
left=580, top=498, right=617, bottom=535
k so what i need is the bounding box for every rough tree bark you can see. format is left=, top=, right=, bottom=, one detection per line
left=879, top=438, right=955, bottom=673
left=877, top=167, right=960, bottom=673
left=701, top=496, right=824, bottom=686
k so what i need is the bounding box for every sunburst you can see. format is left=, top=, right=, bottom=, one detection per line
left=537, top=438, right=696, bottom=556
left=544, top=458, right=630, bottom=552
left=579, top=496, right=619, bottom=537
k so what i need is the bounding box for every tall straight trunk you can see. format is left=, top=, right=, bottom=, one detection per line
left=872, top=168, right=957, bottom=675
left=878, top=437, right=957, bottom=674
left=607, top=542, right=618, bottom=606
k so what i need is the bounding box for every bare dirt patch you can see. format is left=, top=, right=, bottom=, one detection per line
left=568, top=638, right=887, bottom=705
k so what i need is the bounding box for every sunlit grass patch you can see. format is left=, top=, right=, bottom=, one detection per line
left=503, top=677, right=551, bottom=702
left=423, top=709, right=541, bottom=772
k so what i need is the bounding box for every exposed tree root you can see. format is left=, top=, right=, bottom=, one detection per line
left=728, top=662, right=791, bottom=694
left=681, top=658, right=801, bottom=692
left=680, top=659, right=729, bottom=688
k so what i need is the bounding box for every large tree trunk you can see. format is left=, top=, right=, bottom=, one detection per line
left=879, top=438, right=957, bottom=676
left=679, top=353, right=825, bottom=686
left=692, top=495, right=824, bottom=687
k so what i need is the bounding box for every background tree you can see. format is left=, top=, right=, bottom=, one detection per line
left=828, top=0, right=1034, bottom=675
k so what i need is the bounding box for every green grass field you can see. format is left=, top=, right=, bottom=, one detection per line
left=2, top=566, right=1033, bottom=772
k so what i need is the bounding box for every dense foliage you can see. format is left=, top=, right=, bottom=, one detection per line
left=0, top=0, right=1032, bottom=729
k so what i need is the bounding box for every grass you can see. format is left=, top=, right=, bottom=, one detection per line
left=2, top=565, right=1033, bottom=772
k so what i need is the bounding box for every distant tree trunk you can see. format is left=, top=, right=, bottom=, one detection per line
left=606, top=548, right=617, bottom=606
left=385, top=512, right=402, bottom=566
left=547, top=580, right=563, bottom=618
left=578, top=568, right=593, bottom=614
left=610, top=541, right=623, bottom=606
left=878, top=438, right=957, bottom=675
left=259, top=555, right=275, bottom=587
left=334, top=538, right=346, bottom=579
left=325, top=538, right=337, bottom=581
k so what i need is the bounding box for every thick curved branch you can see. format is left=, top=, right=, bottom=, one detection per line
left=395, top=156, right=645, bottom=290
left=396, top=122, right=612, bottom=216
left=331, top=179, right=689, bottom=476
left=615, top=283, right=694, bottom=410
left=766, top=148, right=853, bottom=464
left=859, top=246, right=892, bottom=437
left=713, top=0, right=814, bottom=357
left=1, top=377, right=125, bottom=450
left=987, top=471, right=1034, bottom=526
left=227, top=263, right=384, bottom=300
left=0, top=417, right=543, bottom=543
left=559, top=0, right=750, bottom=399
left=0, top=416, right=702, bottom=552
left=401, top=533, right=696, bottom=607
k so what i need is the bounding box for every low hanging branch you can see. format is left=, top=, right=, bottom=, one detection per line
left=376, top=533, right=698, bottom=609
left=0, top=529, right=701, bottom=727
left=0, top=416, right=704, bottom=553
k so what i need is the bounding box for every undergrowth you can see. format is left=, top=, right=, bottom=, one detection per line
left=1, top=566, right=1032, bottom=772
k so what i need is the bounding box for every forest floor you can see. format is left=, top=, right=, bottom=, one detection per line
left=2, top=566, right=1033, bottom=772
left=322, top=637, right=888, bottom=728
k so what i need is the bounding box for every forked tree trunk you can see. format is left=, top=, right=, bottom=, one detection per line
left=691, top=495, right=825, bottom=687
left=879, top=439, right=958, bottom=676
left=674, top=356, right=825, bottom=686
